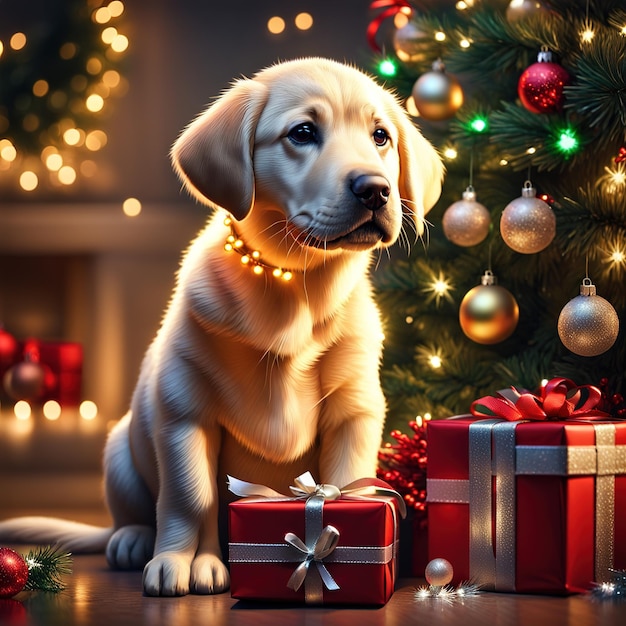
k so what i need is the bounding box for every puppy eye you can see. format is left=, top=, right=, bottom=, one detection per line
left=373, top=128, right=389, bottom=147
left=287, top=123, right=319, bottom=145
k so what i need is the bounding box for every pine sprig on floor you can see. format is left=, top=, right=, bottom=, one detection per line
left=24, top=546, right=72, bottom=593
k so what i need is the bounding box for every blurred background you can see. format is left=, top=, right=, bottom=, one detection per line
left=0, top=0, right=373, bottom=519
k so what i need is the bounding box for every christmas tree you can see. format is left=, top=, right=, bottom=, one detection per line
left=366, top=0, right=626, bottom=431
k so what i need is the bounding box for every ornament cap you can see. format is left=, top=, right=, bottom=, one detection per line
left=431, top=58, right=445, bottom=73
left=520, top=180, right=537, bottom=198
left=537, top=48, right=555, bottom=63
left=462, top=186, right=477, bottom=202
left=579, top=277, right=597, bottom=296
left=480, top=269, right=497, bottom=286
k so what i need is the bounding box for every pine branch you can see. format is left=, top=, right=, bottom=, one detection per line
left=24, top=546, right=72, bottom=593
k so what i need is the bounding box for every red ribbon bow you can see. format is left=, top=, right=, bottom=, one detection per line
left=470, top=377, right=609, bottom=421
left=367, top=0, right=412, bottom=53
left=615, top=147, right=626, bottom=164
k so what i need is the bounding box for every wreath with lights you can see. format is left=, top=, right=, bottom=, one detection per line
left=0, top=0, right=128, bottom=191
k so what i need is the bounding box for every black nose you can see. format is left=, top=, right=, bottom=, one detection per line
left=350, top=175, right=390, bottom=211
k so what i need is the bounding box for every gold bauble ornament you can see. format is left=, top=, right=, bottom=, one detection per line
left=557, top=278, right=619, bottom=357
left=459, top=270, right=519, bottom=344
left=506, top=0, right=547, bottom=22
left=500, top=181, right=556, bottom=254
left=442, top=186, right=491, bottom=247
left=393, top=21, right=426, bottom=63
left=411, top=59, right=464, bottom=121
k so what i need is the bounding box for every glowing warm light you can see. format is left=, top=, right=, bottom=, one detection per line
left=295, top=12, right=313, bottom=30
left=10, top=32, right=27, bottom=50
left=94, top=7, right=112, bottom=23
left=429, top=354, right=443, bottom=369
left=58, top=165, right=77, bottom=185
left=267, top=16, right=286, bottom=34
left=33, top=79, right=49, bottom=97
left=499, top=158, right=509, bottom=166
left=14, top=401, right=31, bottom=420
left=443, top=147, right=458, bottom=159
left=86, top=93, right=105, bottom=112
left=109, top=1, right=125, bottom=18
left=598, top=163, right=626, bottom=193
left=611, top=250, right=625, bottom=263
left=102, top=70, right=121, bottom=88
left=63, top=128, right=82, bottom=146
left=80, top=160, right=98, bottom=177
left=43, top=400, right=62, bottom=421
left=456, top=1, right=475, bottom=8
left=123, top=197, right=142, bottom=217
left=86, top=57, right=103, bottom=74
left=85, top=130, right=107, bottom=151
left=59, top=42, right=77, bottom=60
left=526, top=147, right=536, bottom=155
left=0, top=40, right=3, bottom=57
left=101, top=27, right=118, bottom=44
left=79, top=400, right=98, bottom=421
left=460, top=38, right=471, bottom=48
left=393, top=11, right=410, bottom=28
left=45, top=153, right=63, bottom=171
left=423, top=270, right=454, bottom=305
left=110, top=34, right=129, bottom=52
left=0, top=141, right=17, bottom=162
left=20, top=171, right=39, bottom=191
left=405, top=315, right=414, bottom=324
left=435, top=31, right=446, bottom=41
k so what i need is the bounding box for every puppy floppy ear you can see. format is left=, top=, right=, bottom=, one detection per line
left=171, top=79, right=269, bottom=220
left=392, top=108, right=445, bottom=236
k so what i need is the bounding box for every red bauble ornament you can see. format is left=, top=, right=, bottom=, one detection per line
left=0, top=548, right=29, bottom=598
left=0, top=328, right=18, bottom=369
left=518, top=49, right=570, bottom=114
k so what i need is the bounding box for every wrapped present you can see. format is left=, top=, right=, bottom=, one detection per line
left=228, top=472, right=406, bottom=605
left=426, top=378, right=626, bottom=594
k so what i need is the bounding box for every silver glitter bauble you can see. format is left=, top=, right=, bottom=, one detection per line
left=425, top=558, right=454, bottom=587
left=500, top=181, right=556, bottom=254
left=558, top=278, right=619, bottom=357
left=442, top=186, right=491, bottom=247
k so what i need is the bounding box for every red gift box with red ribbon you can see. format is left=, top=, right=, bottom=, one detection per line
left=427, top=378, right=626, bottom=594
left=227, top=473, right=405, bottom=605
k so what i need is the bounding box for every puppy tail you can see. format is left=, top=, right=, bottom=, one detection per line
left=0, top=517, right=113, bottom=553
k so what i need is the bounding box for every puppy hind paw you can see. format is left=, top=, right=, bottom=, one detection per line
left=142, top=553, right=192, bottom=597
left=190, top=554, right=230, bottom=594
left=106, top=525, right=156, bottom=570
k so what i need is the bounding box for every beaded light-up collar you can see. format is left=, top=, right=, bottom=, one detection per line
left=223, top=216, right=296, bottom=282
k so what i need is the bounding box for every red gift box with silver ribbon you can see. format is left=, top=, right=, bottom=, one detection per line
left=228, top=472, right=406, bottom=605
left=426, top=378, right=626, bottom=594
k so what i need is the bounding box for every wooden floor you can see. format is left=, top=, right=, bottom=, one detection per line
left=0, top=551, right=623, bottom=626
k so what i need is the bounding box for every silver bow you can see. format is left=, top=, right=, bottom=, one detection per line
left=285, top=525, right=341, bottom=593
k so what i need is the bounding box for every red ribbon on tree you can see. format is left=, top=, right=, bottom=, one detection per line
left=367, top=0, right=413, bottom=52
left=615, top=147, right=626, bottom=164
left=470, top=377, right=609, bottom=421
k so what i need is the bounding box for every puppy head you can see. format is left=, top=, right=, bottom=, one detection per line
left=171, top=58, right=443, bottom=245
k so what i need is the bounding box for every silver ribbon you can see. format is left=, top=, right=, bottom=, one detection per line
left=427, top=421, right=624, bottom=590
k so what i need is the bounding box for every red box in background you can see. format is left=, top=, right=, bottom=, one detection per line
left=229, top=496, right=400, bottom=605
left=426, top=415, right=626, bottom=594
left=0, top=339, right=82, bottom=406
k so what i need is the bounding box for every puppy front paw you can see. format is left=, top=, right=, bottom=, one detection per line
left=142, top=552, right=192, bottom=596
left=190, top=553, right=230, bottom=594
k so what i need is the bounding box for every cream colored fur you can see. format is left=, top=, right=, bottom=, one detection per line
left=0, top=58, right=443, bottom=596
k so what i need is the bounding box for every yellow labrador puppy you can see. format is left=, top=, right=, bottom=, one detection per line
left=0, top=58, right=443, bottom=596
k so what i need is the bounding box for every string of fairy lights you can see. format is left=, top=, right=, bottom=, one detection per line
left=0, top=0, right=129, bottom=193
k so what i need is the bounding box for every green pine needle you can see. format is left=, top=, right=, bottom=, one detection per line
left=23, top=546, right=72, bottom=593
